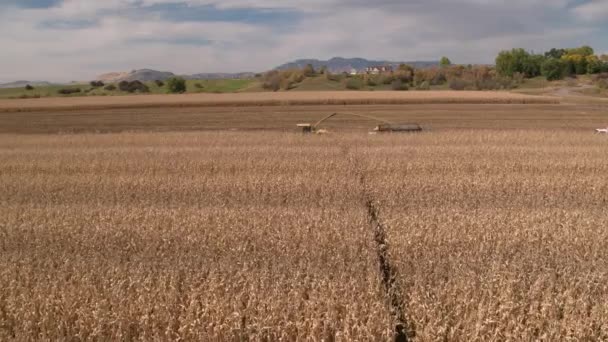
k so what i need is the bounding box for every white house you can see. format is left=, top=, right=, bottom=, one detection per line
left=365, top=66, right=393, bottom=75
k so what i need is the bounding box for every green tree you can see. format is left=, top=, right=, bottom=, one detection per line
left=496, top=49, right=525, bottom=77
left=561, top=54, right=588, bottom=75
left=496, top=48, right=545, bottom=78
left=439, top=57, right=452, bottom=68
left=567, top=45, right=594, bottom=57
left=586, top=56, right=604, bottom=74
left=167, top=77, right=187, bottom=93
left=521, top=54, right=545, bottom=78
left=541, top=58, right=566, bottom=81
left=544, top=48, right=566, bottom=59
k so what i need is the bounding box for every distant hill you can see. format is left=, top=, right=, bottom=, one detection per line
left=186, top=72, right=256, bottom=80
left=0, top=80, right=53, bottom=89
left=98, top=69, right=176, bottom=83
left=275, top=57, right=439, bottom=73
left=97, top=69, right=256, bottom=82
left=96, top=72, right=131, bottom=83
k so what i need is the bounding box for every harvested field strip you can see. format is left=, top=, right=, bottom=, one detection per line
left=352, top=149, right=414, bottom=341
left=0, top=91, right=559, bottom=112
left=2, top=103, right=604, bottom=134
left=366, top=199, right=412, bottom=342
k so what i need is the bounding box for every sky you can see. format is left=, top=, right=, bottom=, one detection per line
left=0, top=0, right=607, bottom=82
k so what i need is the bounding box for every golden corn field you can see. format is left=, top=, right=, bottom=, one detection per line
left=0, top=91, right=558, bottom=113
left=1, top=129, right=607, bottom=341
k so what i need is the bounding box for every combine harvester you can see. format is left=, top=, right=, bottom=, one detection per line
left=297, top=112, right=422, bottom=134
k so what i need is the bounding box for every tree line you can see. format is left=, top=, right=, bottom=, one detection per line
left=496, top=46, right=608, bottom=81
left=262, top=60, right=522, bottom=92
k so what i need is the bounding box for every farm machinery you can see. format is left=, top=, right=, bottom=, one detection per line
left=297, top=113, right=422, bottom=134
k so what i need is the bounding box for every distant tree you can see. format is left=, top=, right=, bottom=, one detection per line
left=567, top=45, right=594, bottom=57
left=397, top=64, right=415, bottom=84
left=496, top=48, right=543, bottom=77
left=448, top=78, right=469, bottom=90
left=496, top=50, right=518, bottom=77
left=521, top=54, right=545, bottom=78
left=398, top=64, right=415, bottom=74
left=561, top=54, right=588, bottom=75
left=586, top=55, right=604, bottom=74
left=439, top=57, right=452, bottom=68
left=118, top=80, right=149, bottom=93
left=303, top=64, right=316, bottom=77
left=104, top=84, right=117, bottom=91
left=544, top=48, right=567, bottom=59
left=366, top=76, right=378, bottom=87
left=25, top=84, right=34, bottom=90
left=262, top=71, right=281, bottom=91
left=58, top=88, right=82, bottom=95
left=154, top=80, right=165, bottom=87
left=391, top=79, right=409, bottom=91
left=90, top=81, right=104, bottom=88
left=431, top=72, right=447, bottom=85
left=380, top=74, right=395, bottom=85
left=166, top=77, right=187, bottom=93
left=318, top=66, right=327, bottom=75
left=541, top=58, right=566, bottom=81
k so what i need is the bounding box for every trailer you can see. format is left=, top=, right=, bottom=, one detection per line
left=297, top=113, right=422, bottom=134
left=374, top=124, right=422, bottom=133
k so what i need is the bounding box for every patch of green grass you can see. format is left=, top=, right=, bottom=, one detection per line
left=185, top=79, right=254, bottom=93
left=0, top=84, right=90, bottom=99
left=0, top=79, right=256, bottom=99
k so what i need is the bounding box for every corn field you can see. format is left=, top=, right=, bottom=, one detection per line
left=1, top=131, right=607, bottom=341
left=0, top=91, right=557, bottom=113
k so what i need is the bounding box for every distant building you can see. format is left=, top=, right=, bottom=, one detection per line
left=349, top=68, right=358, bottom=75
left=365, top=66, right=393, bottom=75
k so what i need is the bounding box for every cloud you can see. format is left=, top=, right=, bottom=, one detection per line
left=572, top=0, right=608, bottom=21
left=0, top=0, right=606, bottom=82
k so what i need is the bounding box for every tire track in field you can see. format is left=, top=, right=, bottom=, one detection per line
left=349, top=150, right=414, bottom=342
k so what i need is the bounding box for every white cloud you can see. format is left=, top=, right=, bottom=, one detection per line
left=573, top=0, right=608, bottom=21
left=0, top=0, right=605, bottom=83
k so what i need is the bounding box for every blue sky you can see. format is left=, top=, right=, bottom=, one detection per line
left=1, top=0, right=607, bottom=82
